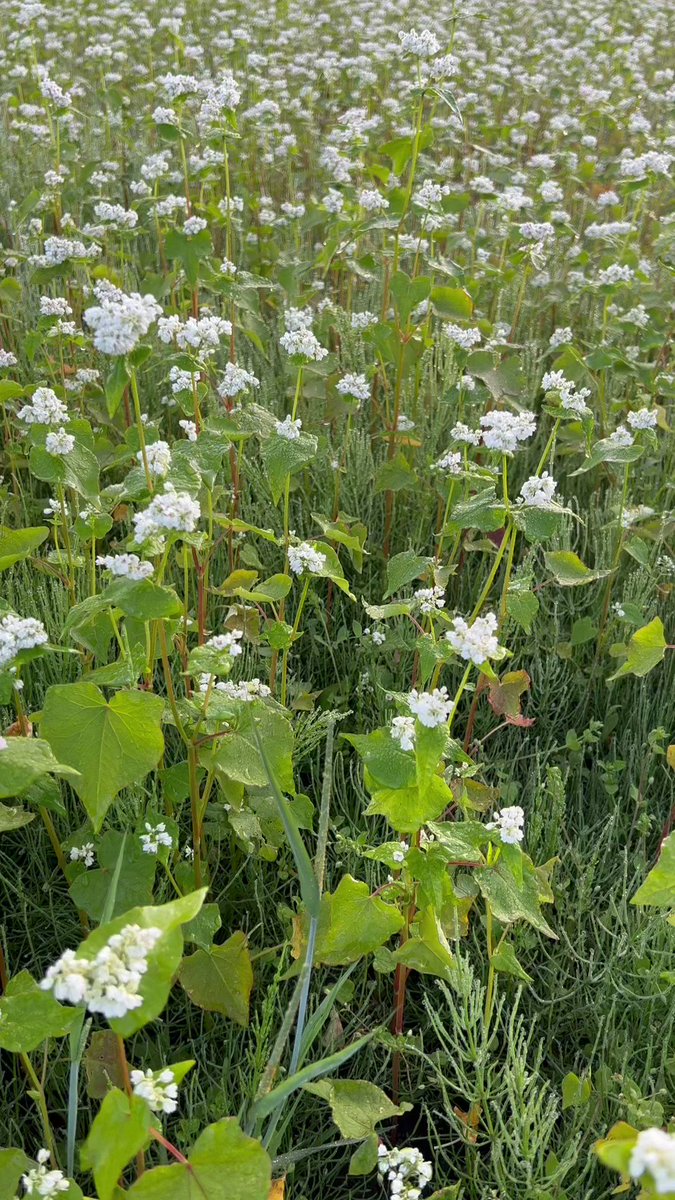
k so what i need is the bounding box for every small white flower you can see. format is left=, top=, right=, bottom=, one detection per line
left=446, top=612, right=503, bottom=665
left=183, top=216, right=207, bottom=237
left=627, top=407, right=657, bottom=431
left=178, top=419, right=198, bottom=441
left=336, top=373, right=370, bottom=402
left=131, top=1067, right=179, bottom=1114
left=45, top=427, right=75, bottom=456
left=96, top=553, right=154, bottom=581
left=0, top=612, right=48, bottom=669
left=17, top=387, right=68, bottom=427
left=518, top=471, right=557, bottom=508
left=69, top=843, right=96, bottom=868
left=408, top=687, right=453, bottom=728
left=140, top=822, right=173, bottom=855
left=414, top=586, right=445, bottom=613
left=629, top=1128, right=675, bottom=1194
left=275, top=415, right=302, bottom=440
left=486, top=805, right=525, bottom=845
left=391, top=716, right=416, bottom=752
left=288, top=543, right=327, bottom=576
left=20, top=1150, right=69, bottom=1198
left=140, top=440, right=172, bottom=478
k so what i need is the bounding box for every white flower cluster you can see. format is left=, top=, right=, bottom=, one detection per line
left=518, top=471, right=557, bottom=507
left=408, top=687, right=453, bottom=728
left=336, top=373, right=370, bottom=402
left=140, top=821, right=173, bottom=855
left=130, top=1067, right=179, bottom=1114
left=157, top=313, right=231, bottom=352
left=19, top=1150, right=69, bottom=1199
left=140, top=440, right=172, bottom=478
left=218, top=362, right=260, bottom=398
left=69, top=843, right=95, bottom=868
left=433, top=449, right=462, bottom=474
left=84, top=290, right=162, bottom=356
left=280, top=327, right=328, bottom=361
left=39, top=296, right=72, bottom=317
left=0, top=349, right=17, bottom=367
left=627, top=407, right=657, bottom=430
left=391, top=715, right=416, bottom=751
left=40, top=923, right=163, bottom=1019
left=486, top=805, right=525, bottom=845
left=183, top=216, right=207, bottom=237
left=288, top=543, right=327, bottom=575
left=540, top=370, right=591, bottom=417
left=275, top=415, right=302, bottom=440
left=94, top=201, right=138, bottom=229
left=414, top=586, right=445, bottom=613
left=443, top=324, right=482, bottom=350
left=206, top=630, right=243, bottom=658
left=446, top=612, right=503, bottom=665
left=629, top=1127, right=675, bottom=1194
left=96, top=553, right=154, bottom=581
left=480, top=410, right=536, bottom=454
left=377, top=1144, right=433, bottom=1200
left=41, top=236, right=100, bottom=266
left=0, top=612, right=48, bottom=669
left=214, top=678, right=271, bottom=702
left=17, top=387, right=68, bottom=426
left=45, top=427, right=75, bottom=456
left=451, top=422, right=481, bottom=445
left=398, top=28, right=441, bottom=58
left=133, top=485, right=200, bottom=541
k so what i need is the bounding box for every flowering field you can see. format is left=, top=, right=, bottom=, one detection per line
left=0, top=0, right=674, bottom=1196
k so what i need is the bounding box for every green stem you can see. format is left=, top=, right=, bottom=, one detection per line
left=20, top=1053, right=58, bottom=1165
left=280, top=576, right=310, bottom=708
left=130, top=367, right=153, bottom=492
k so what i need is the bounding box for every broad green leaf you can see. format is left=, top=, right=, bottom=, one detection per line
left=391, top=271, right=431, bottom=326
left=365, top=772, right=453, bottom=833
left=102, top=578, right=183, bottom=621
left=0, top=970, right=80, bottom=1052
left=562, top=1072, right=592, bottom=1110
left=178, top=932, right=253, bottom=1027
left=300, top=875, right=404, bottom=966
left=0, top=736, right=80, bottom=800
left=631, top=831, right=675, bottom=908
left=349, top=1133, right=379, bottom=1176
left=81, top=1089, right=152, bottom=1200
left=127, top=1118, right=271, bottom=1200
left=182, top=903, right=222, bottom=949
left=476, top=855, right=556, bottom=938
left=571, top=438, right=644, bottom=475
left=344, top=729, right=416, bottom=790
left=391, top=907, right=455, bottom=983
left=261, top=430, right=317, bottom=505
left=445, top=488, right=505, bottom=534
left=431, top=286, right=473, bottom=319
left=0, top=526, right=48, bottom=571
left=41, top=684, right=165, bottom=831
left=544, top=550, right=612, bottom=587
left=30, top=440, right=100, bottom=499
left=490, top=941, right=532, bottom=983
left=384, top=550, right=432, bottom=599
left=0, top=802, right=34, bottom=832
left=593, top=1122, right=639, bottom=1176
left=304, top=1079, right=409, bottom=1139
left=608, top=617, right=667, bottom=682
left=69, top=830, right=156, bottom=921
left=66, top=890, right=206, bottom=1036
left=0, top=1149, right=31, bottom=1200
left=506, top=586, right=539, bottom=633
left=200, top=701, right=294, bottom=795
left=465, top=351, right=525, bottom=399
left=105, top=358, right=130, bottom=418
left=373, top=454, right=417, bottom=495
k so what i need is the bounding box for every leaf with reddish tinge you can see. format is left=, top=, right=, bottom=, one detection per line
left=488, top=670, right=535, bottom=727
